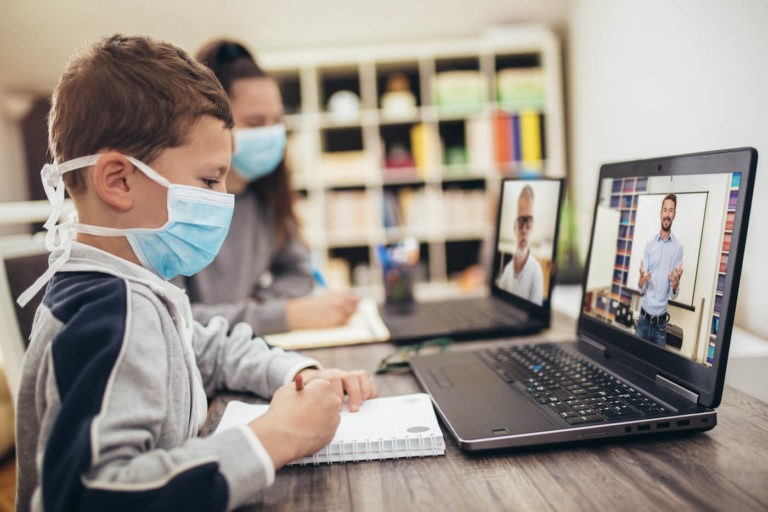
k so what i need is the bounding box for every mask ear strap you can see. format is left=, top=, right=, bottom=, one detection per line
left=39, top=154, right=167, bottom=246
left=17, top=243, right=71, bottom=307
left=18, top=155, right=101, bottom=307
left=126, top=156, right=171, bottom=188
left=19, top=153, right=128, bottom=306
left=40, top=155, right=100, bottom=253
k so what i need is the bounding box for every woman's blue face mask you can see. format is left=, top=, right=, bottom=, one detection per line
left=232, top=124, right=287, bottom=181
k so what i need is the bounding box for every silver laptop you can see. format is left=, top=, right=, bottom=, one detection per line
left=382, top=178, right=564, bottom=343
left=411, top=147, right=757, bottom=450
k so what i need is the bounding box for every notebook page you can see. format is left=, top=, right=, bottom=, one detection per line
left=214, top=393, right=444, bottom=464
left=265, top=298, right=391, bottom=350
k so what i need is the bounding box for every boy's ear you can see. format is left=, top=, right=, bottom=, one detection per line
left=90, top=152, right=135, bottom=211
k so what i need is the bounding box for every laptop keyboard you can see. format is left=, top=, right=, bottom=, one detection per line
left=481, top=343, right=668, bottom=425
left=422, top=300, right=525, bottom=330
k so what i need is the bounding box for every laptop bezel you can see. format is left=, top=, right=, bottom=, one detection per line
left=577, top=147, right=757, bottom=409
left=490, top=177, right=565, bottom=324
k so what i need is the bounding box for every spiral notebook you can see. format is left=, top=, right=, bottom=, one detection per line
left=214, top=393, right=445, bottom=464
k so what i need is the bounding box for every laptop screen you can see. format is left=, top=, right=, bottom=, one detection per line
left=579, top=148, right=756, bottom=408
left=492, top=179, right=563, bottom=309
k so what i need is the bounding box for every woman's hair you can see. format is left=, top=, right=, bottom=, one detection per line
left=196, top=39, right=300, bottom=248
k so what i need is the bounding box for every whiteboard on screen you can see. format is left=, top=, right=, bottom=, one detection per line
left=586, top=206, right=620, bottom=291
left=626, top=192, right=708, bottom=308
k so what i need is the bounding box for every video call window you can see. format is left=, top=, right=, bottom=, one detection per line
left=494, top=180, right=561, bottom=306
left=582, top=172, right=742, bottom=367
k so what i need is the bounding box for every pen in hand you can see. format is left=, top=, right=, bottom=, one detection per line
left=294, top=373, right=304, bottom=391
left=311, top=267, right=327, bottom=289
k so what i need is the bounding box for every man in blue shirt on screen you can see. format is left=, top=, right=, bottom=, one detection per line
left=635, top=193, right=684, bottom=346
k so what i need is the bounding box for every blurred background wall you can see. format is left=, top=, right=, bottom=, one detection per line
left=1, top=0, right=766, bottom=338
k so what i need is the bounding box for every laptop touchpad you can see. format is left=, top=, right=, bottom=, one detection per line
left=442, top=364, right=500, bottom=385
left=436, top=363, right=557, bottom=435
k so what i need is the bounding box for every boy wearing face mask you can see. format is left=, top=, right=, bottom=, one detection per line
left=180, top=40, right=360, bottom=335
left=15, top=35, right=376, bottom=512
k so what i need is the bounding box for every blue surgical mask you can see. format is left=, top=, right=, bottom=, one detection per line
left=232, top=124, right=286, bottom=181
left=17, top=154, right=234, bottom=306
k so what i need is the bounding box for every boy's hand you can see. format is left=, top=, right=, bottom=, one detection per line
left=249, top=376, right=343, bottom=469
left=285, top=291, right=360, bottom=330
left=299, top=368, right=378, bottom=412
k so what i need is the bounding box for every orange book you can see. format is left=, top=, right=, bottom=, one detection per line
left=722, top=233, right=732, bottom=252
left=493, top=111, right=512, bottom=165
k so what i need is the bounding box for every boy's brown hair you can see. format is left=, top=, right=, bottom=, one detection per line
left=49, top=34, right=234, bottom=191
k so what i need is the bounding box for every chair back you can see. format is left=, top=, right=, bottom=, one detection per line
left=0, top=235, right=49, bottom=403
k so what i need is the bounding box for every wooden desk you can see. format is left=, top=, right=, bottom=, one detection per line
left=202, top=313, right=768, bottom=511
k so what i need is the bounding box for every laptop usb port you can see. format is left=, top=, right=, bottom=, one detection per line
left=637, top=424, right=651, bottom=432
left=677, top=419, right=690, bottom=427
left=657, top=422, right=670, bottom=429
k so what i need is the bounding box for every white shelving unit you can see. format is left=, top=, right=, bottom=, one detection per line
left=260, top=26, right=566, bottom=288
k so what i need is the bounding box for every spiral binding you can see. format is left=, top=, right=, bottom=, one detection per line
left=291, top=430, right=444, bottom=466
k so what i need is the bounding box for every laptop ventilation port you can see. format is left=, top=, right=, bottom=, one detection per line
left=657, top=422, right=670, bottom=429
left=637, top=424, right=651, bottom=432
left=677, top=419, right=690, bottom=427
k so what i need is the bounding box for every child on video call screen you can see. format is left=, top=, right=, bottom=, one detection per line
left=495, top=180, right=561, bottom=307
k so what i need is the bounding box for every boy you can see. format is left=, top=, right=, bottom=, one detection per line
left=15, top=34, right=376, bottom=512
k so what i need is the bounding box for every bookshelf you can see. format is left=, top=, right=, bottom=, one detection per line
left=592, top=177, right=647, bottom=323
left=260, top=27, right=566, bottom=289
left=707, top=172, right=741, bottom=366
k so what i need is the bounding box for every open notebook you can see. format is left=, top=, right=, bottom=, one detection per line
left=214, top=393, right=445, bottom=464
left=265, top=298, right=390, bottom=350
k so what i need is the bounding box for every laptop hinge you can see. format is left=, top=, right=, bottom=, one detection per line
left=578, top=334, right=607, bottom=355
left=656, top=374, right=699, bottom=404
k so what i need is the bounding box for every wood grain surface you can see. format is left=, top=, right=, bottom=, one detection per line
left=202, top=313, right=768, bottom=512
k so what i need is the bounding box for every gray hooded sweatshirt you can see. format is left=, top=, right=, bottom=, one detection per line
left=15, top=242, right=318, bottom=511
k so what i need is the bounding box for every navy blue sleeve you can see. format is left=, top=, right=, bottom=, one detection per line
left=41, top=272, right=229, bottom=512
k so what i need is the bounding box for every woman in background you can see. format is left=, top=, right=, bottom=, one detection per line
left=181, top=39, right=359, bottom=334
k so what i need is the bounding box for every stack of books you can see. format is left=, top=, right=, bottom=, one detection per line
left=493, top=67, right=547, bottom=173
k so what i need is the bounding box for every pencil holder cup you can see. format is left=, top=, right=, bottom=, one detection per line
left=377, top=237, right=419, bottom=312
left=383, top=263, right=415, bottom=306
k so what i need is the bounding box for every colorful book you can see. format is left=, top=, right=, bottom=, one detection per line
left=511, top=114, right=522, bottom=162
left=410, top=124, right=440, bottom=175
left=493, top=111, right=512, bottom=164
left=725, top=211, right=735, bottom=231
left=496, top=67, right=546, bottom=111
left=722, top=232, right=732, bottom=252
left=519, top=109, right=542, bottom=166
left=465, top=116, right=494, bottom=169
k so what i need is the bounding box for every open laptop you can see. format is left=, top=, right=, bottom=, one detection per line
left=411, top=147, right=757, bottom=450
left=381, top=178, right=565, bottom=343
